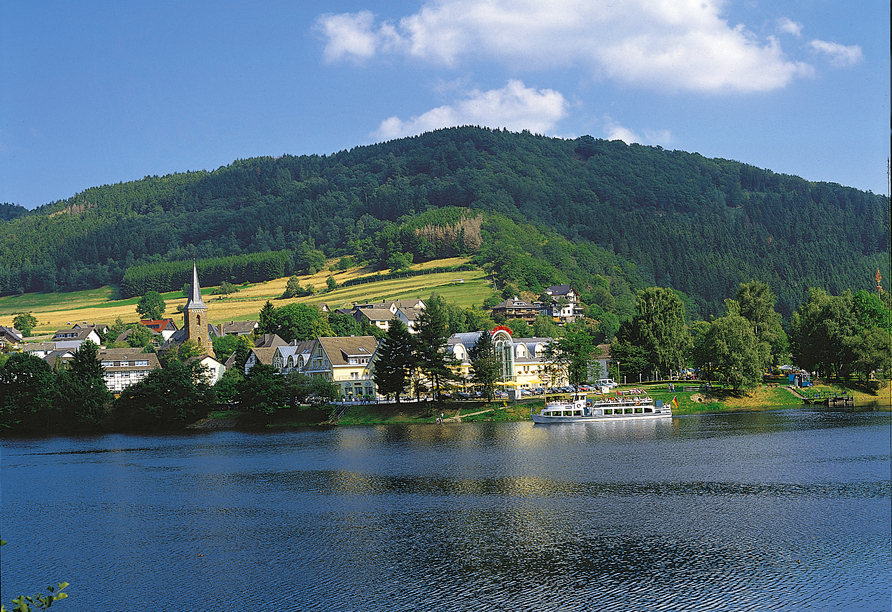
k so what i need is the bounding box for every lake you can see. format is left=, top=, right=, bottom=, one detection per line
left=1, top=408, right=890, bottom=611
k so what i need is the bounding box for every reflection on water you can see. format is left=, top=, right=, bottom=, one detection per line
left=1, top=409, right=889, bottom=611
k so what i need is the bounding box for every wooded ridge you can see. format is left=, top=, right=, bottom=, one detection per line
left=1, top=126, right=888, bottom=322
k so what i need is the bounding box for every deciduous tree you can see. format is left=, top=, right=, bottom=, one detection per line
left=12, top=312, right=38, bottom=337
left=136, top=291, right=166, bottom=320
left=620, top=287, right=690, bottom=379
left=695, top=313, right=769, bottom=391
left=115, top=359, right=213, bottom=430
left=55, top=340, right=112, bottom=428
left=0, top=352, right=58, bottom=431
left=543, top=322, right=597, bottom=393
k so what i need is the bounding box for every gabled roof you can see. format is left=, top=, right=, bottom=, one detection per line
left=73, top=322, right=109, bottom=333
left=0, top=326, right=23, bottom=343
left=392, top=298, right=425, bottom=310
left=316, top=336, right=379, bottom=367
left=247, top=347, right=278, bottom=366
left=23, top=342, right=56, bottom=354
left=52, top=328, right=97, bottom=341
left=275, top=339, right=315, bottom=360
left=43, top=349, right=76, bottom=367
left=187, top=354, right=225, bottom=367
left=358, top=309, right=398, bottom=322
left=398, top=309, right=422, bottom=322
left=97, top=348, right=161, bottom=371
left=253, top=333, right=287, bottom=348
left=219, top=320, right=257, bottom=335
left=141, top=319, right=178, bottom=332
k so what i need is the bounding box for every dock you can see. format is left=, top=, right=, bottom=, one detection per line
left=800, top=391, right=854, bottom=406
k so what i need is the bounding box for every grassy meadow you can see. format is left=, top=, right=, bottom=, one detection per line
left=0, top=257, right=494, bottom=337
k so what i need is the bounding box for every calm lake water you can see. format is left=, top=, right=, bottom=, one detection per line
left=2, top=408, right=890, bottom=612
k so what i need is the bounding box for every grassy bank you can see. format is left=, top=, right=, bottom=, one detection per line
left=201, top=381, right=890, bottom=429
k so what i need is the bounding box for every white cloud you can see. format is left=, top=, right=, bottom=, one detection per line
left=318, top=0, right=817, bottom=93
left=373, top=80, right=568, bottom=140
left=809, top=39, right=863, bottom=67
left=316, top=11, right=400, bottom=63
left=604, top=118, right=671, bottom=146
left=777, top=17, right=803, bottom=38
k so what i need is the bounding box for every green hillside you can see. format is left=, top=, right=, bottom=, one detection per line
left=1, top=127, right=888, bottom=322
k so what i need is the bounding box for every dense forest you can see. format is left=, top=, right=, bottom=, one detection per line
left=1, top=127, right=888, bottom=322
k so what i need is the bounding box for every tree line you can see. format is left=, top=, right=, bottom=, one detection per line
left=120, top=250, right=294, bottom=298
left=610, top=281, right=891, bottom=391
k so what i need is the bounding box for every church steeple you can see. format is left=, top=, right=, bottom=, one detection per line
left=185, top=260, right=207, bottom=311
left=183, top=261, right=214, bottom=356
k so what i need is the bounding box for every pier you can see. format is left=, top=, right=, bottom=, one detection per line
left=800, top=390, right=854, bottom=406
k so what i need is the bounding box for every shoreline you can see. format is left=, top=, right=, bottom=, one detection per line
left=198, top=383, right=890, bottom=429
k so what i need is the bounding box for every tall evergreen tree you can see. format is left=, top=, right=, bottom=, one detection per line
left=413, top=295, right=459, bottom=400
left=373, top=318, right=415, bottom=402
left=258, top=300, right=280, bottom=335
left=468, top=330, right=500, bottom=401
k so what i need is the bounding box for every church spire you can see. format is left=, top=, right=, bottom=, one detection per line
left=182, top=260, right=214, bottom=357
left=185, top=260, right=206, bottom=310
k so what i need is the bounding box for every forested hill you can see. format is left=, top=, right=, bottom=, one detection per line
left=1, top=126, right=888, bottom=320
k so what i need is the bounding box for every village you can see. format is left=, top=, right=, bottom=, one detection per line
left=0, top=263, right=614, bottom=404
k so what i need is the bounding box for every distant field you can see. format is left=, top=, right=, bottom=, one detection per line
left=0, top=257, right=495, bottom=336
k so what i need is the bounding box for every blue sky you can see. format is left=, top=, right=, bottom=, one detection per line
left=2, top=0, right=888, bottom=209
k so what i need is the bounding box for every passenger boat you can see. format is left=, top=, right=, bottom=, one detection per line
left=531, top=391, right=673, bottom=424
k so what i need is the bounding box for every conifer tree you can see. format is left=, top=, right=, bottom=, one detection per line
left=413, top=295, right=459, bottom=400
left=373, top=318, right=414, bottom=402
left=469, top=330, right=499, bottom=401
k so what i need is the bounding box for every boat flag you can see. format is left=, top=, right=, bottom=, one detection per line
left=672, top=396, right=679, bottom=410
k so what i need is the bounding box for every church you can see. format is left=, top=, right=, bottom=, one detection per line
left=160, top=262, right=216, bottom=358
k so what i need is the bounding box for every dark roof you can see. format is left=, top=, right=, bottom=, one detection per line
left=253, top=334, right=287, bottom=348
left=546, top=285, right=573, bottom=296
left=219, top=320, right=257, bottom=335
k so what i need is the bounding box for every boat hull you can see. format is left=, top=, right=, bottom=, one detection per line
left=531, top=411, right=671, bottom=424
left=531, top=393, right=673, bottom=424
